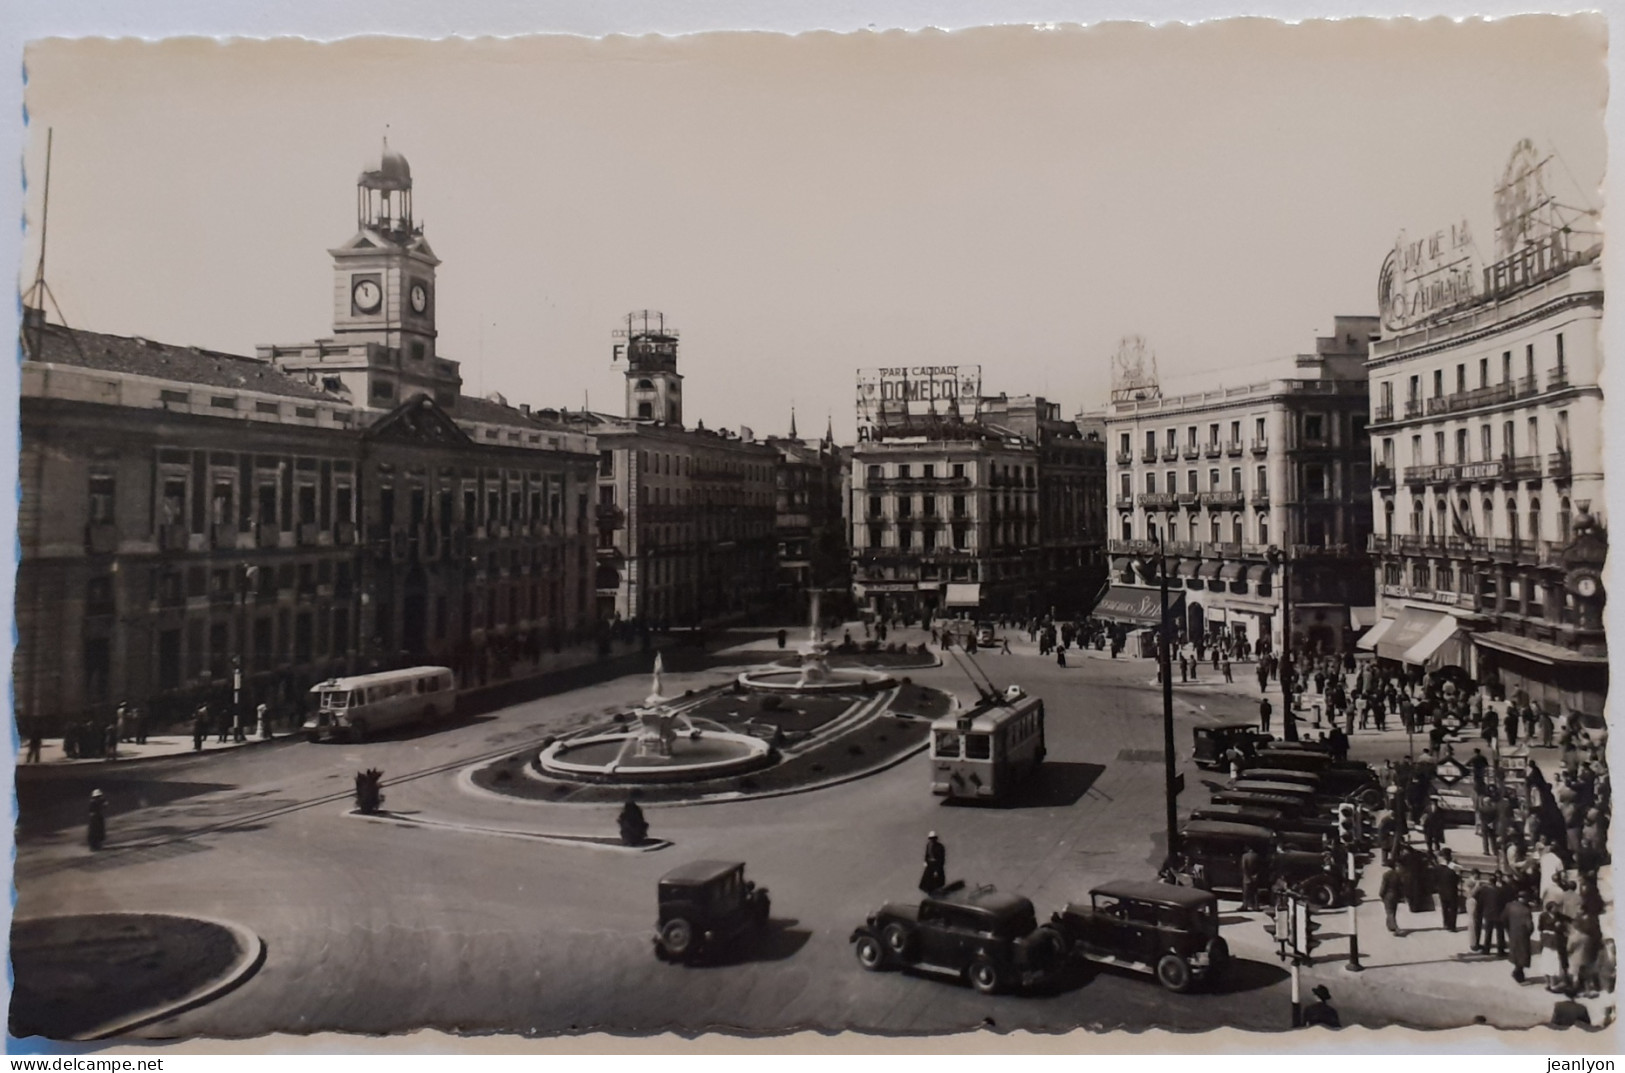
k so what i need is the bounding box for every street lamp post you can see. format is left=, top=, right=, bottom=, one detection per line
left=1154, top=534, right=1179, bottom=867
left=1269, top=545, right=1298, bottom=743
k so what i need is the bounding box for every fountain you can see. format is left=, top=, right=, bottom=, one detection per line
left=736, top=591, right=897, bottom=694
left=537, top=653, right=772, bottom=783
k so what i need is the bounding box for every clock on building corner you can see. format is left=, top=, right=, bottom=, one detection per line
left=410, top=281, right=429, bottom=315
left=1568, top=566, right=1603, bottom=600
left=352, top=275, right=383, bottom=314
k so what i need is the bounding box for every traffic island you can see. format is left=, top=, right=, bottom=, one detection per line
left=470, top=681, right=951, bottom=806
left=9, top=912, right=264, bottom=1040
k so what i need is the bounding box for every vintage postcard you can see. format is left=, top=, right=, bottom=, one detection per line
left=7, top=17, right=1613, bottom=1047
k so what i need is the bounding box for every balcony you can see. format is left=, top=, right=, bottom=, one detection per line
left=1138, top=492, right=1178, bottom=510
left=1404, top=463, right=1457, bottom=485
left=335, top=520, right=357, bottom=546
left=1176, top=492, right=1200, bottom=508
left=1160, top=447, right=1180, bottom=462
left=212, top=523, right=240, bottom=549
left=1288, top=543, right=1352, bottom=558
left=1115, top=450, right=1134, bottom=465
left=1225, top=440, right=1243, bottom=457
left=1204, top=442, right=1223, bottom=458
left=596, top=502, right=626, bottom=528
left=1548, top=451, right=1572, bottom=480
left=1367, top=533, right=1397, bottom=554
left=1107, top=538, right=1159, bottom=556
left=1501, top=455, right=1542, bottom=483
left=1182, top=444, right=1202, bottom=460
left=1549, top=368, right=1571, bottom=392
left=1373, top=402, right=1394, bottom=422
left=257, top=523, right=281, bottom=549
left=297, top=522, right=321, bottom=546
left=1424, top=376, right=1543, bottom=418
left=1141, top=447, right=1159, bottom=463
left=1113, top=495, right=1135, bottom=510
left=1249, top=439, right=1269, bottom=455
left=85, top=523, right=118, bottom=555
left=869, top=474, right=972, bottom=491
left=1249, top=490, right=1270, bottom=507
left=1372, top=464, right=1395, bottom=490
left=1199, top=491, right=1245, bottom=509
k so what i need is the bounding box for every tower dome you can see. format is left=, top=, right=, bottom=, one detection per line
left=359, top=138, right=412, bottom=192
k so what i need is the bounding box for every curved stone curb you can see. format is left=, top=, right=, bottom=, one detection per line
left=346, top=807, right=673, bottom=852
left=454, top=730, right=931, bottom=812
left=36, top=911, right=268, bottom=1041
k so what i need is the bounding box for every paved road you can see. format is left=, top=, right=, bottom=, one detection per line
left=9, top=633, right=1510, bottom=1038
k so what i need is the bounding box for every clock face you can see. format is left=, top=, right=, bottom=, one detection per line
left=410, top=283, right=429, bottom=315
left=1576, top=576, right=1599, bottom=598
left=352, top=278, right=383, bottom=314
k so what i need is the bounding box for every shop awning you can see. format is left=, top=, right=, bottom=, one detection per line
left=1401, top=613, right=1466, bottom=668
left=1244, top=564, right=1272, bottom=584
left=1472, top=630, right=1609, bottom=667
left=1173, top=557, right=1200, bottom=578
left=944, top=583, right=981, bottom=608
left=1356, top=617, right=1395, bottom=651
left=1351, top=606, right=1380, bottom=629
left=1219, top=562, right=1245, bottom=581
left=1092, top=582, right=1185, bottom=627
left=1110, top=556, right=1131, bottom=573
left=1196, top=560, right=1223, bottom=579
left=1374, top=608, right=1444, bottom=661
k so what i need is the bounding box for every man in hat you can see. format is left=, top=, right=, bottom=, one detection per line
left=919, top=831, right=947, bottom=894
left=1302, top=984, right=1341, bottom=1028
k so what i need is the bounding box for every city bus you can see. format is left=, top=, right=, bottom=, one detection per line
left=929, top=688, right=1046, bottom=801
left=304, top=666, right=457, bottom=742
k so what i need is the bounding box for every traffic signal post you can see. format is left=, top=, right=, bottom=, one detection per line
left=1264, top=891, right=1324, bottom=1028
left=1336, top=803, right=1364, bottom=972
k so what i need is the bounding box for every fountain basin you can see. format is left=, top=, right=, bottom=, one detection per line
left=735, top=667, right=896, bottom=694
left=538, top=728, right=771, bottom=783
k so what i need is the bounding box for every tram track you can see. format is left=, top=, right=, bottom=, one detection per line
left=17, top=733, right=553, bottom=878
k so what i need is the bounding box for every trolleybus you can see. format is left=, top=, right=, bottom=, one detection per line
left=929, top=687, right=1046, bottom=801
left=304, top=665, right=456, bottom=742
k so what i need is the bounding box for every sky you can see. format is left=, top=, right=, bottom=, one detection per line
left=18, top=18, right=1607, bottom=442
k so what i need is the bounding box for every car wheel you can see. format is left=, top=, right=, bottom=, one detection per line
left=854, top=935, right=886, bottom=972
left=1205, top=937, right=1230, bottom=985
left=967, top=957, right=1003, bottom=995
left=881, top=922, right=914, bottom=959
left=1156, top=953, right=1193, bottom=993
left=1303, top=878, right=1337, bottom=910
left=660, top=918, right=695, bottom=961
left=1028, top=925, right=1068, bottom=980
left=755, top=893, right=772, bottom=929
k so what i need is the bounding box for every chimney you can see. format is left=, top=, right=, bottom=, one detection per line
left=520, top=403, right=531, bottom=416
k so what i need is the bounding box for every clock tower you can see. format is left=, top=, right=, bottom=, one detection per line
left=266, top=140, right=463, bottom=412
left=332, top=140, right=440, bottom=362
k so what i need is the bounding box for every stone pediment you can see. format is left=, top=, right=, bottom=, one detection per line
left=365, top=394, right=472, bottom=445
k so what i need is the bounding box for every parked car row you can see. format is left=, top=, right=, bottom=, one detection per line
left=1173, top=731, right=1379, bottom=908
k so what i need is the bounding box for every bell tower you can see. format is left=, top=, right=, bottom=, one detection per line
left=330, top=140, right=441, bottom=364
left=614, top=310, right=683, bottom=426
left=264, top=140, right=462, bottom=412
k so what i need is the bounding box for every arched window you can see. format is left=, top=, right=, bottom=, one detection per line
left=1528, top=497, right=1542, bottom=542
left=637, top=379, right=655, bottom=389
left=1483, top=498, right=1495, bottom=540
left=1121, top=515, right=1133, bottom=542
left=1507, top=496, right=1520, bottom=542
left=1559, top=497, right=1573, bottom=542
left=1210, top=516, right=1221, bottom=543
left=1257, top=512, right=1270, bottom=545
left=1383, top=500, right=1395, bottom=536
left=1412, top=500, right=1425, bottom=536
left=1231, top=513, right=1243, bottom=543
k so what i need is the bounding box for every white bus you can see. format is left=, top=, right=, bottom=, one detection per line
left=304, top=666, right=457, bottom=742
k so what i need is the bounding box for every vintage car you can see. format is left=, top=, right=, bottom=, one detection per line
left=1251, top=748, right=1335, bottom=773
left=1173, top=820, right=1349, bottom=908
left=1045, top=879, right=1229, bottom=993
left=1192, top=723, right=1273, bottom=770
left=1236, top=762, right=1385, bottom=808
left=1208, top=789, right=1314, bottom=816
left=653, top=859, right=771, bottom=963
left=1186, top=804, right=1327, bottom=851
left=849, top=881, right=1063, bottom=994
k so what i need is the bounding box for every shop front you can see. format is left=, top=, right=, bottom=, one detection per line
left=1472, top=630, right=1608, bottom=728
